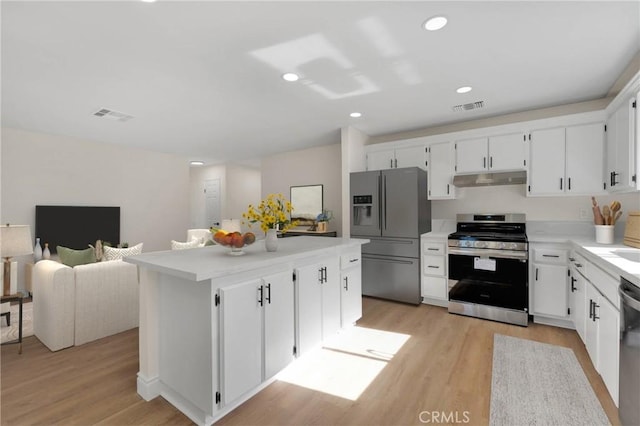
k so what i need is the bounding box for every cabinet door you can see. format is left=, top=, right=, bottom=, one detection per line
left=295, top=263, right=323, bottom=356
left=585, top=282, right=599, bottom=367
left=421, top=276, right=447, bottom=300
left=263, top=271, right=294, bottom=380
left=455, top=137, right=488, bottom=173
left=570, top=269, right=587, bottom=342
left=596, top=295, right=620, bottom=405
left=395, top=145, right=427, bottom=170
left=533, top=263, right=568, bottom=317
left=528, top=127, right=566, bottom=195
left=613, top=98, right=635, bottom=191
left=341, top=267, right=362, bottom=327
left=488, top=133, right=526, bottom=171
left=367, top=150, right=395, bottom=171
left=566, top=123, right=605, bottom=194
left=321, top=257, right=341, bottom=340
left=428, top=142, right=454, bottom=199
left=220, top=279, right=263, bottom=405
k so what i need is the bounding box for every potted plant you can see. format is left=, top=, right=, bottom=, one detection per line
left=242, top=193, right=298, bottom=251
left=316, top=209, right=333, bottom=232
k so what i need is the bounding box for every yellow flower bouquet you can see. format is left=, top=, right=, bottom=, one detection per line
left=243, top=193, right=299, bottom=233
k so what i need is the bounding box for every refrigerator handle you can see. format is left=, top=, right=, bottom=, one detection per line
left=378, top=174, right=382, bottom=231
left=383, top=174, right=387, bottom=230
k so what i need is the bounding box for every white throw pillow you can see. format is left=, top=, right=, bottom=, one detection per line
left=171, top=238, right=201, bottom=250
left=102, top=243, right=143, bottom=261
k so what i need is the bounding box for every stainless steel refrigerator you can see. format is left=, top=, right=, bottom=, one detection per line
left=350, top=167, right=431, bottom=304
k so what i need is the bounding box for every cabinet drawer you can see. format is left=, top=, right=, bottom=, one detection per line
left=341, top=251, right=361, bottom=270
left=586, top=263, right=619, bottom=310
left=422, top=242, right=445, bottom=255
left=422, top=276, right=447, bottom=300
left=423, top=255, right=445, bottom=276
left=533, top=248, right=568, bottom=264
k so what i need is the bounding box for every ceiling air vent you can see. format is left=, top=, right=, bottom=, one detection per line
left=93, top=108, right=134, bottom=122
left=452, top=101, right=484, bottom=112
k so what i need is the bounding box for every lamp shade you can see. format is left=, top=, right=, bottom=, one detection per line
left=1, top=224, right=34, bottom=258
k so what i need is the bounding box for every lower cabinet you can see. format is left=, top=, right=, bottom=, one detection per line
left=340, top=250, right=362, bottom=328
left=219, top=270, right=294, bottom=405
left=530, top=245, right=570, bottom=323
left=295, top=257, right=340, bottom=356
left=420, top=237, right=448, bottom=306
left=569, top=263, right=587, bottom=342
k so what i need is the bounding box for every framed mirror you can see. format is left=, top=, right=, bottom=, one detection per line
left=290, top=184, right=323, bottom=226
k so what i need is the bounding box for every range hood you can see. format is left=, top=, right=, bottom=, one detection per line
left=452, top=171, right=527, bottom=187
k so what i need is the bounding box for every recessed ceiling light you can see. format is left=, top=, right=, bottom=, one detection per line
left=350, top=112, right=362, bottom=118
left=141, top=0, right=157, bottom=3
left=190, top=161, right=204, bottom=166
left=456, top=86, right=472, bottom=94
left=282, top=73, right=299, bottom=82
left=423, top=16, right=448, bottom=31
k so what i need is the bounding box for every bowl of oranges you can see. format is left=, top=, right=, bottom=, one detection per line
left=210, top=227, right=256, bottom=256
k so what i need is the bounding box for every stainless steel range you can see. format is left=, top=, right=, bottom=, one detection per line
left=447, top=213, right=529, bottom=326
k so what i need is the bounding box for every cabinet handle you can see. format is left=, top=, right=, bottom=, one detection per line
left=427, top=248, right=439, bottom=251
left=258, top=286, right=264, bottom=306
left=589, top=299, right=593, bottom=319
left=593, top=303, right=600, bottom=321
left=483, top=157, right=486, bottom=169
left=349, top=258, right=359, bottom=263
left=570, top=277, right=576, bottom=292
left=344, top=276, right=348, bottom=291
left=576, top=263, right=582, bottom=268
left=266, top=283, right=271, bottom=304
left=394, top=158, right=398, bottom=168
left=428, top=265, right=440, bottom=269
left=568, top=177, right=571, bottom=191
left=490, top=156, right=493, bottom=168
left=542, top=254, right=560, bottom=258
left=447, top=184, right=450, bottom=195
left=535, top=267, right=538, bottom=281
left=318, top=267, right=323, bottom=283
left=569, top=257, right=576, bottom=262
left=560, top=178, right=563, bottom=190
left=611, top=171, right=619, bottom=187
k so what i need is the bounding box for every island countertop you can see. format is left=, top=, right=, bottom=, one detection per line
left=124, top=236, right=369, bottom=282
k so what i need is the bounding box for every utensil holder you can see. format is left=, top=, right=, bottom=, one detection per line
left=595, top=225, right=614, bottom=244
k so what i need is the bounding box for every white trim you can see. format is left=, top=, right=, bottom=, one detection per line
left=136, top=372, right=161, bottom=401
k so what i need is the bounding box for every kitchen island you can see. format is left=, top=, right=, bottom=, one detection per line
left=124, top=236, right=368, bottom=425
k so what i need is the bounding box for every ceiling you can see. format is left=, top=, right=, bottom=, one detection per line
left=2, top=1, right=639, bottom=166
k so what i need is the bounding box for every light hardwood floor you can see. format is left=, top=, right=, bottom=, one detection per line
left=1, top=297, right=620, bottom=425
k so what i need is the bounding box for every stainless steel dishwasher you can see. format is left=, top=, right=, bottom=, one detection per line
left=619, top=277, right=640, bottom=426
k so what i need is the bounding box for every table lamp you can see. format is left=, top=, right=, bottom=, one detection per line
left=1, top=224, right=33, bottom=295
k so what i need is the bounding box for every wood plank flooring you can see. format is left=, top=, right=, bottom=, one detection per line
left=1, top=297, right=620, bottom=425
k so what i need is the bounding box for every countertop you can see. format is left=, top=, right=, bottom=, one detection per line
left=124, top=236, right=369, bottom=282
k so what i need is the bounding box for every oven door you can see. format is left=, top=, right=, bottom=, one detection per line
left=448, top=247, right=528, bottom=311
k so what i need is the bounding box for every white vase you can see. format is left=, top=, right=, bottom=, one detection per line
left=265, top=229, right=278, bottom=252
left=34, top=238, right=43, bottom=262
left=43, top=243, right=51, bottom=260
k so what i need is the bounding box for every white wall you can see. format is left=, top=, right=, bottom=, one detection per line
left=189, top=163, right=261, bottom=232
left=341, top=126, right=369, bottom=237
left=432, top=185, right=639, bottom=222
left=261, top=143, right=342, bottom=236
left=1, top=127, right=190, bottom=291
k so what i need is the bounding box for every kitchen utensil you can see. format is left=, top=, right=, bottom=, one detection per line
left=613, top=210, right=622, bottom=225
left=610, top=200, right=621, bottom=219
left=603, top=205, right=611, bottom=225
left=592, top=196, right=604, bottom=225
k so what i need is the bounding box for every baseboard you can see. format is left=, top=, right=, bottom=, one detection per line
left=532, top=316, right=575, bottom=329
left=421, top=297, right=448, bottom=308
left=137, top=373, right=161, bottom=401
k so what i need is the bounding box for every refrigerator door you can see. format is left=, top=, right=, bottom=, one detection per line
left=382, top=168, right=422, bottom=238
left=350, top=171, right=382, bottom=237
left=362, top=253, right=421, bottom=304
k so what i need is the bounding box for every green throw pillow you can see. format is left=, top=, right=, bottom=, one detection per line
left=57, top=246, right=96, bottom=267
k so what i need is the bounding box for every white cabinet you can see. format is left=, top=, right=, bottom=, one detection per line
left=427, top=141, right=455, bottom=199
left=219, top=270, right=295, bottom=405
left=340, top=250, right=362, bottom=328
left=455, top=133, right=526, bottom=174
left=295, top=257, right=340, bottom=356
left=569, top=253, right=588, bottom=342
left=571, top=247, right=620, bottom=406
left=606, top=96, right=636, bottom=192
left=528, top=122, right=605, bottom=196
left=367, top=145, right=426, bottom=171
left=531, top=246, right=570, bottom=322
left=420, top=236, right=448, bottom=307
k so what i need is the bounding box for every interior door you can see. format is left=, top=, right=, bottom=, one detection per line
left=382, top=168, right=418, bottom=238
left=205, top=178, right=221, bottom=228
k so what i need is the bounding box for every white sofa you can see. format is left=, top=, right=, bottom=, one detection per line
left=33, top=259, right=139, bottom=351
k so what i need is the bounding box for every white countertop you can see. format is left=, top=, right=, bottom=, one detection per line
left=569, top=239, right=640, bottom=286
left=124, top=236, right=369, bottom=282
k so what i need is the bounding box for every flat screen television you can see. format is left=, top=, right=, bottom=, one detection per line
left=35, top=205, right=120, bottom=253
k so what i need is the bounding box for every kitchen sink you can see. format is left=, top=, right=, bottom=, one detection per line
left=612, top=250, right=640, bottom=263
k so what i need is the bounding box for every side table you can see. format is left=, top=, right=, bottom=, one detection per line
left=1, top=292, right=24, bottom=354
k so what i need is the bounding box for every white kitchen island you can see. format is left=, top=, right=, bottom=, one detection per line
left=124, top=236, right=368, bottom=425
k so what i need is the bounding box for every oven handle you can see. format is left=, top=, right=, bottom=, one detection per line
left=448, top=247, right=528, bottom=260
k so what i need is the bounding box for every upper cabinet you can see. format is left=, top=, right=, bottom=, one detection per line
left=366, top=145, right=426, bottom=171
left=427, top=141, right=455, bottom=200
left=605, top=95, right=636, bottom=192
left=455, top=132, right=526, bottom=174
left=528, top=122, right=605, bottom=196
